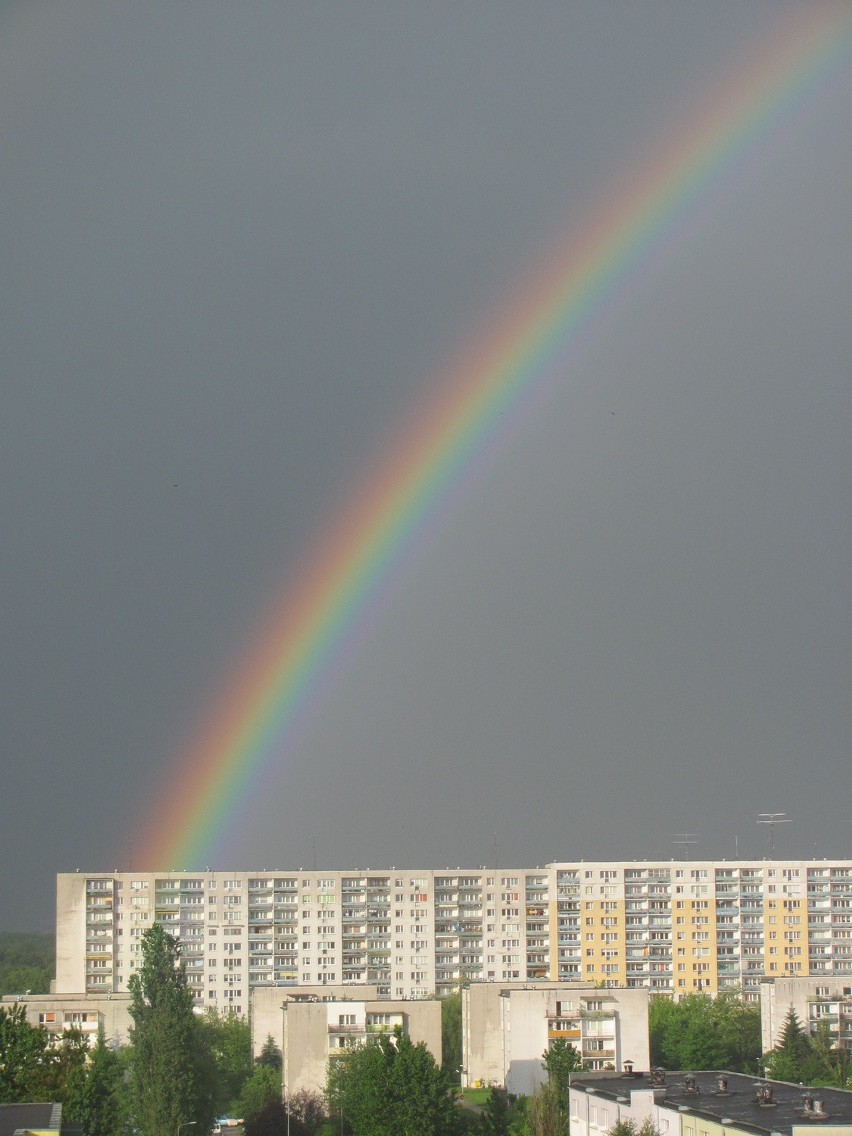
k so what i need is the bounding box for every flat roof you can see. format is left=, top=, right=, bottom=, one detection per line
left=570, top=1071, right=852, bottom=1135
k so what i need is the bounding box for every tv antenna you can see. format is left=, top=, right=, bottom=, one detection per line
left=757, top=813, right=791, bottom=858
left=672, top=833, right=699, bottom=859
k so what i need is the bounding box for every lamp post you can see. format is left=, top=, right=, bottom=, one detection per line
left=177, top=1122, right=197, bottom=1136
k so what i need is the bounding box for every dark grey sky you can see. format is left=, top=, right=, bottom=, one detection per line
left=2, top=2, right=849, bottom=931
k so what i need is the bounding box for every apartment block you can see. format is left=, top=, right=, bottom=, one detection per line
left=462, top=982, right=649, bottom=1094
left=56, top=860, right=852, bottom=1011
left=760, top=975, right=852, bottom=1053
left=252, top=990, right=441, bottom=1098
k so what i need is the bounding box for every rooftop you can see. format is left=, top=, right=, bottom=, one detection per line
left=570, top=1071, right=852, bottom=1136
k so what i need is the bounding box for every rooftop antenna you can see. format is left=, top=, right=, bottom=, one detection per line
left=757, top=813, right=791, bottom=858
left=672, top=833, right=699, bottom=859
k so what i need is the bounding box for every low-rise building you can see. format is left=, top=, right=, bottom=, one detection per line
left=251, top=986, right=442, bottom=1099
left=463, top=982, right=649, bottom=1095
left=760, top=976, right=852, bottom=1053
left=569, top=1070, right=852, bottom=1136
left=0, top=992, right=132, bottom=1047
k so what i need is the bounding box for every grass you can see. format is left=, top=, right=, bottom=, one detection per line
left=456, top=1087, right=492, bottom=1106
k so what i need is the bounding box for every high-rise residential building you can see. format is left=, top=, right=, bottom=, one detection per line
left=56, top=860, right=852, bottom=1013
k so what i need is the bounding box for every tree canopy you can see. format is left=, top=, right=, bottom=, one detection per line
left=127, top=923, right=216, bottom=1136
left=649, top=991, right=760, bottom=1073
left=0, top=933, right=54, bottom=996
left=334, top=1030, right=461, bottom=1136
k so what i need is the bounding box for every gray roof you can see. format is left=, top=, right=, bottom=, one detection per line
left=0, top=1104, right=61, bottom=1136
left=569, top=1071, right=852, bottom=1136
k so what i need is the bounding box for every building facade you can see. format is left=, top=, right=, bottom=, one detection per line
left=249, top=987, right=441, bottom=1099
left=462, top=982, right=649, bottom=1094
left=0, top=992, right=132, bottom=1048
left=56, top=860, right=852, bottom=1012
left=760, top=975, right=852, bottom=1054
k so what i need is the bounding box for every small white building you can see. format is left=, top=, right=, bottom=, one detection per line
left=462, top=982, right=649, bottom=1096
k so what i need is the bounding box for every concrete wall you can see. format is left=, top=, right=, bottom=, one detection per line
left=1, top=993, right=132, bottom=1048
left=464, top=983, right=649, bottom=1094
left=760, top=976, right=852, bottom=1052
left=267, top=994, right=442, bottom=1098
left=55, top=875, right=88, bottom=992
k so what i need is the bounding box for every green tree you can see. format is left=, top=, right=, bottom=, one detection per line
left=807, top=1022, right=851, bottom=1088
left=649, top=992, right=760, bottom=1073
left=336, top=1031, right=460, bottom=1136
left=237, top=1065, right=283, bottom=1120
left=127, top=924, right=216, bottom=1136
left=49, top=1027, right=90, bottom=1120
left=479, top=1088, right=510, bottom=1136
left=541, top=1039, right=582, bottom=1100
left=0, top=1002, right=54, bottom=1102
left=525, top=1083, right=565, bottom=1136
left=0, top=933, right=54, bottom=996
left=244, top=1098, right=293, bottom=1136
left=199, top=1008, right=253, bottom=1112
left=79, top=1026, right=126, bottom=1136
left=442, top=991, right=463, bottom=1076
left=712, top=990, right=762, bottom=1073
left=256, top=1034, right=283, bottom=1071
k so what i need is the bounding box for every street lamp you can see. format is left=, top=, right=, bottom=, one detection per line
left=177, top=1121, right=197, bottom=1136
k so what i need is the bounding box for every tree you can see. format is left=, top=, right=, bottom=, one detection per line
left=286, top=1088, right=326, bottom=1135
left=441, top=991, right=463, bottom=1076
left=478, top=1088, right=509, bottom=1136
left=648, top=992, right=760, bottom=1073
left=244, top=1099, right=290, bottom=1136
left=257, top=1034, right=283, bottom=1071
left=50, top=1027, right=90, bottom=1121
left=541, top=1039, right=582, bottom=1100
left=79, top=1026, right=126, bottom=1136
left=336, top=1031, right=461, bottom=1136
left=237, top=1065, right=283, bottom=1121
left=0, top=933, right=54, bottom=996
left=127, top=924, right=216, bottom=1136
left=807, top=1022, right=850, bottom=1088
left=0, top=1002, right=53, bottom=1102
left=199, top=1008, right=253, bottom=1113
left=525, top=1083, right=565, bottom=1136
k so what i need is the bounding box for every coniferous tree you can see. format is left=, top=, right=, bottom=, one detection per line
left=478, top=1088, right=510, bottom=1136
left=256, top=1034, right=283, bottom=1071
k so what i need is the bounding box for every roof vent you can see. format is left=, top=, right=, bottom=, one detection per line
left=716, top=1075, right=730, bottom=1095
left=683, top=1074, right=700, bottom=1096
left=753, top=1083, right=775, bottom=1106
left=648, top=1068, right=666, bottom=1087
left=623, top=1060, right=635, bottom=1078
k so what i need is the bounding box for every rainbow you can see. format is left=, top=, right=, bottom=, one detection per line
left=141, top=7, right=851, bottom=869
